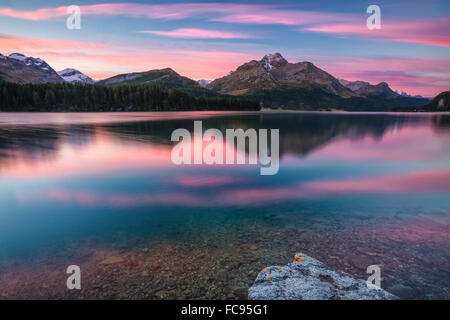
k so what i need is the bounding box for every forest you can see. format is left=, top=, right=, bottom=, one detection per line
left=0, top=82, right=260, bottom=112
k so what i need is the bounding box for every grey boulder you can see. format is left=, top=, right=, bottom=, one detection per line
left=249, top=253, right=398, bottom=300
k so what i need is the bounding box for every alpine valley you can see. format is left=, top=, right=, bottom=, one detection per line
left=0, top=51, right=446, bottom=111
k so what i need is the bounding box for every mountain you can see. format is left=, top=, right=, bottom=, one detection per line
left=395, top=89, right=424, bottom=99
left=339, top=79, right=399, bottom=99
left=390, top=91, right=448, bottom=112
left=97, top=68, right=218, bottom=97
left=426, top=91, right=450, bottom=110
left=207, top=53, right=431, bottom=110
left=57, top=68, right=95, bottom=84
left=0, top=53, right=64, bottom=84
left=207, top=53, right=355, bottom=98
left=197, top=79, right=211, bottom=87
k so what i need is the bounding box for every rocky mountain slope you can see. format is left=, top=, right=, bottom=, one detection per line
left=392, top=91, right=449, bottom=112
left=97, top=68, right=217, bottom=97
left=57, top=68, right=95, bottom=84
left=207, top=53, right=430, bottom=110
left=0, top=51, right=436, bottom=111
left=339, top=79, right=399, bottom=99
left=0, top=53, right=64, bottom=84
left=208, top=53, right=356, bottom=98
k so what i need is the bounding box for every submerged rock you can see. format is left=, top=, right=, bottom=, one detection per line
left=249, top=253, right=398, bottom=300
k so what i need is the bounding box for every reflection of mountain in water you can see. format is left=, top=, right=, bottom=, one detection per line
left=432, top=114, right=450, bottom=132
left=102, top=113, right=422, bottom=157
left=0, top=113, right=432, bottom=168
left=0, top=125, right=95, bottom=167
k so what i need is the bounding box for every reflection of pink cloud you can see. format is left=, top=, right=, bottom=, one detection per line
left=304, top=19, right=450, bottom=47
left=221, top=169, right=450, bottom=205
left=140, top=28, right=253, bottom=39
left=20, top=168, right=450, bottom=208
left=44, top=189, right=203, bottom=207
left=0, top=131, right=173, bottom=179
left=222, top=187, right=297, bottom=205
left=310, top=126, right=448, bottom=162
left=176, top=175, right=240, bottom=187
left=303, top=170, right=450, bottom=194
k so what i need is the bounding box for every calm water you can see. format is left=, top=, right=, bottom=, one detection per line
left=0, top=111, right=449, bottom=300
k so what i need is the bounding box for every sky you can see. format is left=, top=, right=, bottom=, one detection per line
left=0, top=0, right=449, bottom=97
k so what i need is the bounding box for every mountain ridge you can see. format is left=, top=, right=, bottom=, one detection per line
left=0, top=51, right=437, bottom=111
left=57, top=68, right=95, bottom=84
left=0, top=53, right=64, bottom=84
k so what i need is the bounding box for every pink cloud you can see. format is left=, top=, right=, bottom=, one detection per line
left=0, top=34, right=255, bottom=80
left=304, top=19, right=450, bottom=47
left=0, top=6, right=67, bottom=20
left=140, top=28, right=252, bottom=39
left=0, top=3, right=270, bottom=21
left=0, top=34, right=107, bottom=52
left=212, top=10, right=352, bottom=26
left=310, top=55, right=450, bottom=97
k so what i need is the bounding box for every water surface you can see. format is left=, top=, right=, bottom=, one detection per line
left=0, top=111, right=449, bottom=299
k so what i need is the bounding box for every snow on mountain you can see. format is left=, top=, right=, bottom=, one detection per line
left=197, top=79, right=211, bottom=87
left=0, top=53, right=64, bottom=83
left=395, top=89, right=424, bottom=99
left=261, top=53, right=288, bottom=71
left=57, top=68, right=95, bottom=84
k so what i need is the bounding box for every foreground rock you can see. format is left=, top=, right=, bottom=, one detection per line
left=249, top=253, right=398, bottom=300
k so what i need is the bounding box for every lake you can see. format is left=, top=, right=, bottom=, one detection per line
left=0, top=111, right=449, bottom=299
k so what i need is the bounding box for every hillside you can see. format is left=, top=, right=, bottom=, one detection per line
left=0, top=53, right=64, bottom=84
left=97, top=68, right=218, bottom=97
left=207, top=53, right=431, bottom=111
left=391, top=91, right=450, bottom=112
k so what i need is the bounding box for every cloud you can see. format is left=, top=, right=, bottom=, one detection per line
left=212, top=10, right=352, bottom=26
left=0, top=34, right=255, bottom=80
left=303, top=19, right=450, bottom=47
left=0, top=3, right=270, bottom=21
left=140, top=28, right=253, bottom=39
left=311, top=55, right=450, bottom=96
left=0, top=34, right=107, bottom=52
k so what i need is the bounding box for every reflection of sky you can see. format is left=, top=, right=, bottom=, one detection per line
left=1, top=112, right=450, bottom=259
left=1, top=112, right=449, bottom=206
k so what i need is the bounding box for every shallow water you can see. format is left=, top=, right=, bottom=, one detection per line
left=0, top=111, right=449, bottom=299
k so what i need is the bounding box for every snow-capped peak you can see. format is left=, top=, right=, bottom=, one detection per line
left=57, top=68, right=95, bottom=84
left=261, top=52, right=287, bottom=71
left=197, top=79, right=211, bottom=87
left=9, top=53, right=27, bottom=61
left=8, top=53, right=49, bottom=69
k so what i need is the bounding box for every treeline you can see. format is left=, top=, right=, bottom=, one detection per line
left=0, top=82, right=260, bottom=112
